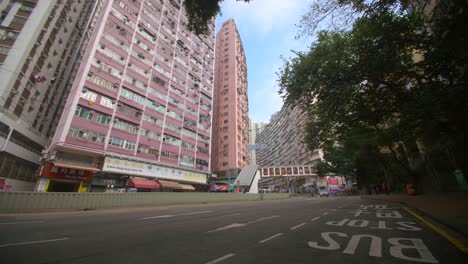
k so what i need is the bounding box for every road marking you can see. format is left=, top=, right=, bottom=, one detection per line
left=342, top=202, right=354, bottom=207
left=403, top=206, right=468, bottom=254
left=0, top=237, right=69, bottom=248
left=138, top=210, right=212, bottom=220
left=305, top=198, right=316, bottom=200
left=322, top=212, right=329, bottom=216
left=246, top=215, right=279, bottom=224
left=208, top=223, right=246, bottom=233
left=205, top=253, right=235, bottom=264
left=259, top=233, right=283, bottom=243
left=208, top=215, right=279, bottom=233
left=0, top=221, right=44, bottom=225
left=338, top=206, right=343, bottom=209
left=290, top=222, right=306, bottom=230
left=331, top=209, right=337, bottom=211
left=311, top=217, right=320, bottom=221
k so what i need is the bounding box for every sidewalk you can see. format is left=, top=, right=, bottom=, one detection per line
left=362, top=192, right=468, bottom=236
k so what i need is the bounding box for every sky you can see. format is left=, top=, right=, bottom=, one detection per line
left=215, top=0, right=311, bottom=123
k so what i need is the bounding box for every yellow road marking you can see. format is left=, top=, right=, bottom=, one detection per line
left=403, top=206, right=468, bottom=254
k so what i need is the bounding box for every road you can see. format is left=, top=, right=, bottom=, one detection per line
left=0, top=196, right=466, bottom=263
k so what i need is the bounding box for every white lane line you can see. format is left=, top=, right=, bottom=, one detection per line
left=208, top=223, right=246, bottom=233
left=342, top=202, right=354, bottom=207
left=246, top=215, right=279, bottom=224
left=0, top=221, right=44, bottom=225
left=311, top=217, right=320, bottom=221
left=0, top=237, right=69, bottom=248
left=338, top=206, right=343, bottom=209
left=322, top=212, right=329, bottom=216
left=179, top=211, right=213, bottom=216
left=259, top=233, right=283, bottom=244
left=138, top=210, right=212, bottom=220
left=305, top=198, right=315, bottom=200
left=208, top=215, right=280, bottom=233
left=290, top=222, right=306, bottom=230
left=205, top=253, right=235, bottom=264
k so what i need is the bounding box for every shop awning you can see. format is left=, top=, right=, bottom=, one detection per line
left=129, top=178, right=160, bottom=189
left=53, top=162, right=100, bottom=172
left=158, top=180, right=183, bottom=189
left=178, top=183, right=195, bottom=191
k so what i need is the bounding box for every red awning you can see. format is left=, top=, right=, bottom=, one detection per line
left=129, top=178, right=160, bottom=189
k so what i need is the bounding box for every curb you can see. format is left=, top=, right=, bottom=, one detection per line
left=361, top=195, right=468, bottom=254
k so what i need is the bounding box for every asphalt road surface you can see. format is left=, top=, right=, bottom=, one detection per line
left=1, top=196, right=467, bottom=264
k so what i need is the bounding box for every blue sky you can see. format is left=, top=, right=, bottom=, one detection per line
left=215, top=0, right=311, bottom=123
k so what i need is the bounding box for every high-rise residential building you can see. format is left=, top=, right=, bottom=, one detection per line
left=248, top=118, right=266, bottom=165
left=38, top=0, right=215, bottom=192
left=256, top=104, right=323, bottom=193
left=256, top=104, right=323, bottom=166
left=211, top=19, right=248, bottom=180
left=0, top=0, right=98, bottom=191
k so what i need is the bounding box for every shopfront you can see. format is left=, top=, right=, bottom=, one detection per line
left=101, top=156, right=207, bottom=190
left=90, top=174, right=126, bottom=192
left=35, top=163, right=95, bottom=192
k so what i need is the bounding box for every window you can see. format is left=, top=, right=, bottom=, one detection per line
left=222, top=162, right=228, bottom=166
left=68, top=127, right=105, bottom=143
left=81, top=90, right=97, bottom=101
left=96, top=114, right=111, bottom=125
left=74, top=106, right=94, bottom=120
left=108, top=136, right=136, bottom=150
left=100, top=96, right=115, bottom=108
left=113, top=118, right=139, bottom=134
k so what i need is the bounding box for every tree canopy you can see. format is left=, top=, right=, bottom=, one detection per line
left=279, top=0, right=468, bottom=190
left=183, top=0, right=251, bottom=35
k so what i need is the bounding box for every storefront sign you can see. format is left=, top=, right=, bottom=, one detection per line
left=328, top=177, right=340, bottom=185
left=102, top=157, right=207, bottom=184
left=260, top=165, right=317, bottom=177
left=35, top=178, right=50, bottom=192
left=41, top=163, right=93, bottom=182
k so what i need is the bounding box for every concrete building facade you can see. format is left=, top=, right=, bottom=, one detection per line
left=211, top=19, right=248, bottom=180
left=256, top=104, right=323, bottom=193
left=249, top=119, right=266, bottom=165
left=39, top=0, right=215, bottom=192
left=0, top=0, right=98, bottom=190
left=256, top=104, right=322, bottom=167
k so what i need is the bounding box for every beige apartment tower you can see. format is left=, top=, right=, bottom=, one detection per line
left=211, top=19, right=249, bottom=180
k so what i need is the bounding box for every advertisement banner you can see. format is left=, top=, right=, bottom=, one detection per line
left=35, top=178, right=50, bottom=192
left=327, top=177, right=340, bottom=185
left=260, top=166, right=317, bottom=177
left=102, top=157, right=207, bottom=184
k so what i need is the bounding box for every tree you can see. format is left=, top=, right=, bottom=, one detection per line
left=279, top=1, right=468, bottom=189
left=183, top=0, right=251, bottom=35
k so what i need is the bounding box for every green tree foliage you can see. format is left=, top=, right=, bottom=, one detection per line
left=279, top=1, right=468, bottom=190
left=183, top=0, right=251, bottom=35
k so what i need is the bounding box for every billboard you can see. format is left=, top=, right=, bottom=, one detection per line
left=102, top=157, right=207, bottom=184
left=260, top=165, right=317, bottom=177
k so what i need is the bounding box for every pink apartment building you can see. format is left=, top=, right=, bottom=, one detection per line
left=39, top=0, right=215, bottom=192
left=211, top=19, right=249, bottom=180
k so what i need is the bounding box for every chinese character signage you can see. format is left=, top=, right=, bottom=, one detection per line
left=260, top=166, right=317, bottom=177
left=41, top=163, right=93, bottom=182
left=102, top=157, right=207, bottom=184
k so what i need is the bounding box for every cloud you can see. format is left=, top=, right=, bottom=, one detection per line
left=220, top=0, right=304, bottom=35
